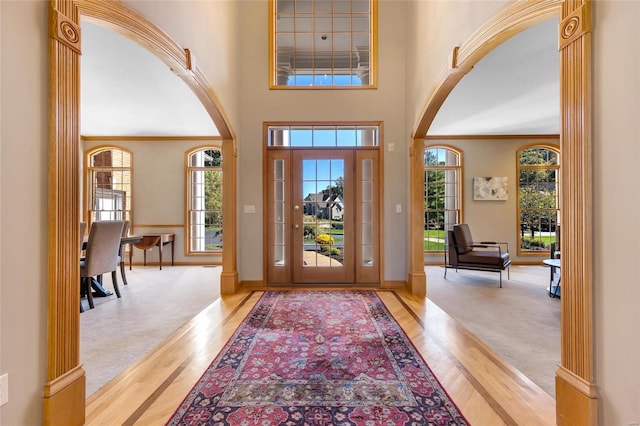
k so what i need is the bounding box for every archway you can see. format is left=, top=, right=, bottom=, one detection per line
left=45, top=1, right=237, bottom=423
left=409, top=0, right=595, bottom=424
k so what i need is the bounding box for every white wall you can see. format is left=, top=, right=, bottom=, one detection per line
left=0, top=2, right=49, bottom=425
left=423, top=138, right=560, bottom=265
left=593, top=2, right=640, bottom=424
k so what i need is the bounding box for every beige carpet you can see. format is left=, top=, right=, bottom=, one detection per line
left=80, top=265, right=221, bottom=397
left=425, top=265, right=560, bottom=397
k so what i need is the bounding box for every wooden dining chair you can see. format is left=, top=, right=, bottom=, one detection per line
left=80, top=220, right=124, bottom=310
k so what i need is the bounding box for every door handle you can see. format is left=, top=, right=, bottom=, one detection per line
left=294, top=205, right=300, bottom=211
left=294, top=224, right=300, bottom=229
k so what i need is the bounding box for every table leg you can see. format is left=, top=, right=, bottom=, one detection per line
left=158, top=240, right=163, bottom=270
left=171, top=239, right=175, bottom=266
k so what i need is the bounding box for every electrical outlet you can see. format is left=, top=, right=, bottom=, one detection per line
left=0, top=373, right=8, bottom=406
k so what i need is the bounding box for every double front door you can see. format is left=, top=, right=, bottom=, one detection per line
left=267, top=149, right=379, bottom=284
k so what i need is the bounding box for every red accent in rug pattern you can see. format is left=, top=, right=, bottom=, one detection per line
left=167, top=291, right=468, bottom=425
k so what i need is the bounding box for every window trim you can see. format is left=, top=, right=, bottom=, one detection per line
left=516, top=143, right=560, bottom=257
left=423, top=144, right=463, bottom=254
left=184, top=144, right=224, bottom=256
left=84, top=145, right=133, bottom=229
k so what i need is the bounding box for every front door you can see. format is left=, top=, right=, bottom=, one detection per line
left=267, top=148, right=379, bottom=284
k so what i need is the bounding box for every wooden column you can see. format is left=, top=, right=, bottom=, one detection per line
left=43, top=2, right=85, bottom=425
left=408, top=138, right=426, bottom=295
left=556, top=1, right=597, bottom=424
left=221, top=139, right=239, bottom=293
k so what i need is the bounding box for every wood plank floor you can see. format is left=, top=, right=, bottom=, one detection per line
left=85, top=287, right=556, bottom=425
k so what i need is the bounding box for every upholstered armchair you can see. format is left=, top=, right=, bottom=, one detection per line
left=444, top=223, right=511, bottom=287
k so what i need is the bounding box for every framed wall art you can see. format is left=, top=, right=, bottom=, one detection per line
left=473, top=176, right=508, bottom=201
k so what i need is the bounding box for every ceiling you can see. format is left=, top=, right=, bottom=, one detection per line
left=80, top=17, right=559, bottom=137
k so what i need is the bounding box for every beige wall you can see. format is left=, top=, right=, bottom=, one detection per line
left=82, top=139, right=223, bottom=265
left=124, top=0, right=241, bottom=131
left=1, top=2, right=49, bottom=425
left=423, top=138, right=560, bottom=265
left=593, top=1, right=640, bottom=424
left=235, top=0, right=411, bottom=282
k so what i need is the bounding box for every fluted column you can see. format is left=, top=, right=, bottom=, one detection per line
left=556, top=1, right=597, bottom=425
left=43, top=2, right=85, bottom=425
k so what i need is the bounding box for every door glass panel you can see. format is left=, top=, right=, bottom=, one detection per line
left=273, top=159, right=286, bottom=267
left=361, top=158, right=373, bottom=267
left=302, top=158, right=345, bottom=268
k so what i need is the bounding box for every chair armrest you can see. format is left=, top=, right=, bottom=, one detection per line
left=471, top=241, right=509, bottom=253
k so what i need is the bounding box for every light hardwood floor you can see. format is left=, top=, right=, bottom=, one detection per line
left=85, top=287, right=556, bottom=425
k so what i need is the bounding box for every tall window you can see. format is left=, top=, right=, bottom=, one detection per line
left=87, top=147, right=132, bottom=225
left=423, top=146, right=461, bottom=253
left=186, top=148, right=223, bottom=253
left=270, top=0, right=376, bottom=88
left=518, top=145, right=560, bottom=254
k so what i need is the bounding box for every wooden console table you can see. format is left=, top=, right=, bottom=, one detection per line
left=130, top=233, right=175, bottom=270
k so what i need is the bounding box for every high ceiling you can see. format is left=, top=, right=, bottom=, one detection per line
left=80, top=17, right=559, bottom=137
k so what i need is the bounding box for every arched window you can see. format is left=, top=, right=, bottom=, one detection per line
left=423, top=146, right=462, bottom=253
left=517, top=145, right=560, bottom=254
left=186, top=147, right=223, bottom=253
left=86, top=147, right=132, bottom=226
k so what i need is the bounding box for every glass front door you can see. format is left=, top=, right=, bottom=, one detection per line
left=292, top=150, right=354, bottom=283
left=267, top=148, right=379, bottom=285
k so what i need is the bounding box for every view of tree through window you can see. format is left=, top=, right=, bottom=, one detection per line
left=518, top=146, right=560, bottom=253
left=187, top=148, right=223, bottom=253
left=423, top=147, right=461, bottom=252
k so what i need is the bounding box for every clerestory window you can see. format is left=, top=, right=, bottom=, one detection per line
left=270, top=0, right=377, bottom=88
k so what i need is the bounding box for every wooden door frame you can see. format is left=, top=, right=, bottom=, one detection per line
left=409, top=0, right=595, bottom=424
left=45, top=1, right=237, bottom=424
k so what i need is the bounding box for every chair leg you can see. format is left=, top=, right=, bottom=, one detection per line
left=499, top=270, right=503, bottom=288
left=111, top=270, right=121, bottom=298
left=84, top=277, right=94, bottom=309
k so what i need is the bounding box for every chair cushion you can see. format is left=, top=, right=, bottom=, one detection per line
left=453, top=224, right=474, bottom=254
left=458, top=250, right=510, bottom=268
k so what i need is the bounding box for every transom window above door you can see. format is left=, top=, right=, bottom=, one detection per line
left=268, top=125, right=379, bottom=146
left=270, top=0, right=377, bottom=88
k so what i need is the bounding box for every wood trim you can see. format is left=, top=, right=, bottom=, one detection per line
left=45, top=3, right=84, bottom=425
left=132, top=224, right=183, bottom=229
left=424, top=134, right=560, bottom=140
left=76, top=0, right=234, bottom=140
left=42, top=366, right=85, bottom=426
left=221, top=139, right=239, bottom=294
left=412, top=0, right=562, bottom=138
left=410, top=1, right=596, bottom=424
left=558, top=1, right=596, bottom=423
left=48, top=0, right=238, bottom=423
left=380, top=280, right=406, bottom=289
left=240, top=280, right=267, bottom=288
left=81, top=135, right=223, bottom=141
left=408, top=138, right=426, bottom=295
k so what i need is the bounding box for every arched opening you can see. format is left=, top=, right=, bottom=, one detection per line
left=45, top=1, right=237, bottom=423
left=409, top=0, right=595, bottom=424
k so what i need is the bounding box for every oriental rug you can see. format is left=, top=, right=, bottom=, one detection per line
left=167, top=290, right=468, bottom=426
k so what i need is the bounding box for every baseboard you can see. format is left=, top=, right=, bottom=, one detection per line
left=556, top=366, right=597, bottom=425
left=42, top=365, right=85, bottom=426
left=381, top=280, right=406, bottom=289
left=241, top=280, right=267, bottom=288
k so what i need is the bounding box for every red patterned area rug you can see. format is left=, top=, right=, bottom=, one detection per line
left=167, top=290, right=468, bottom=425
